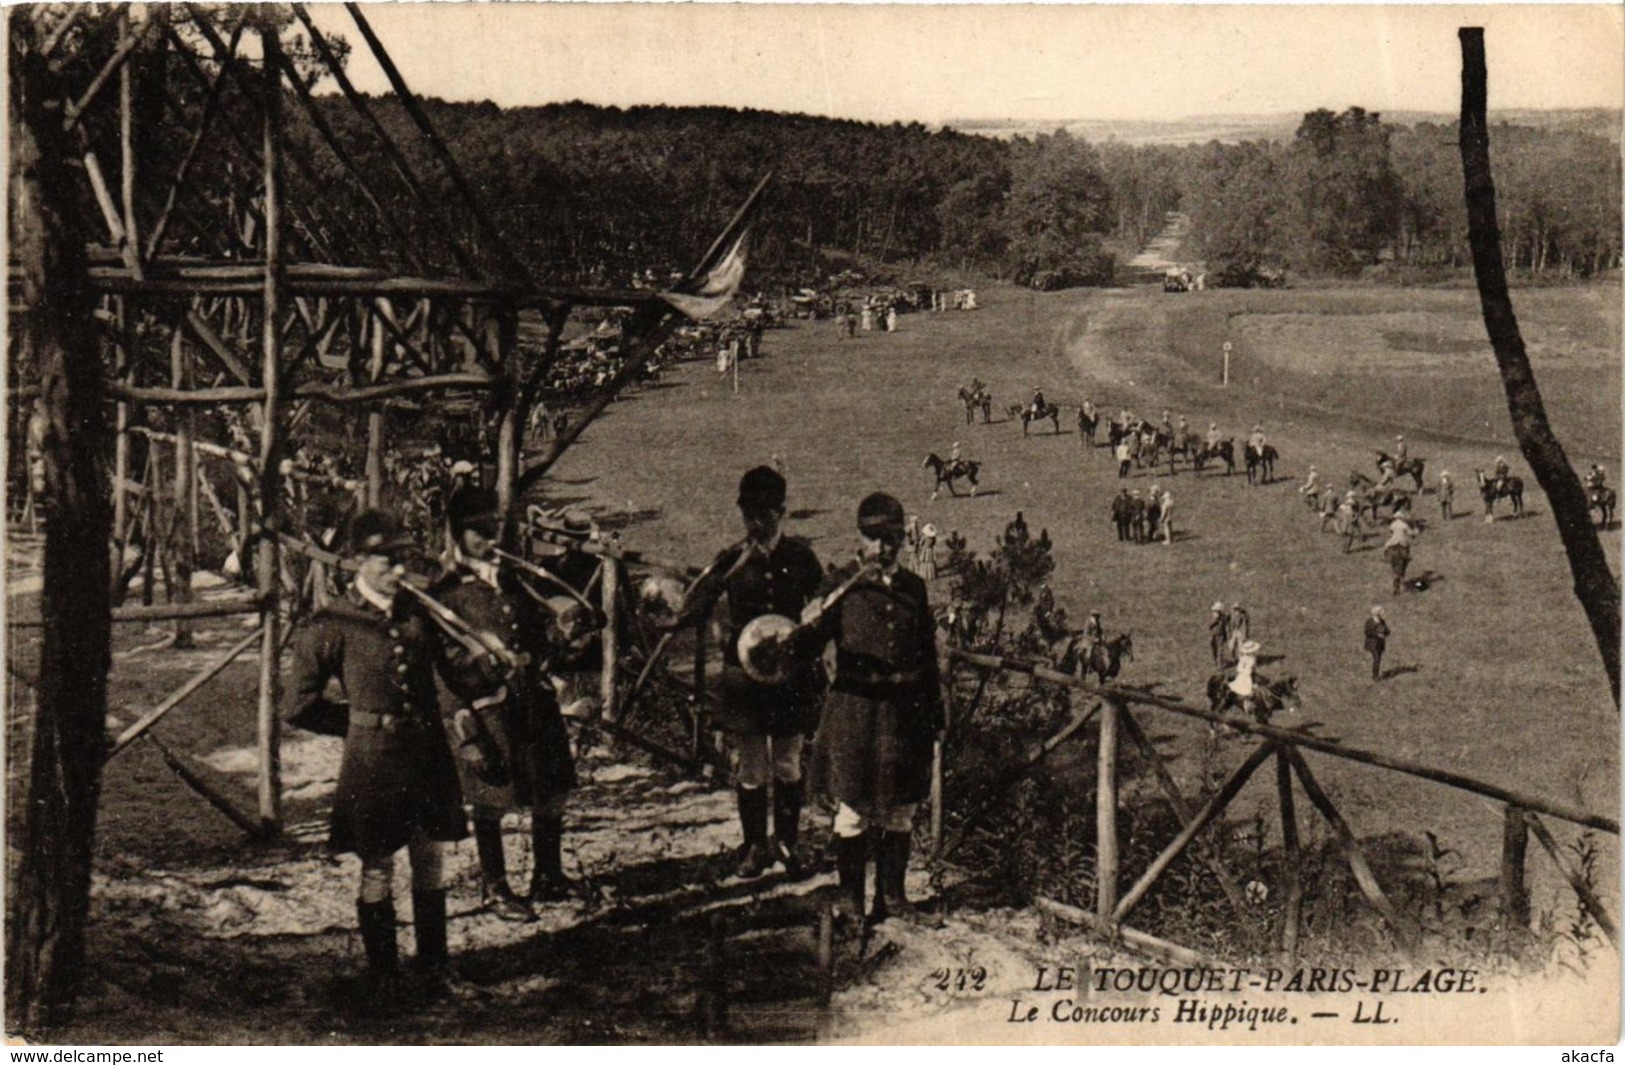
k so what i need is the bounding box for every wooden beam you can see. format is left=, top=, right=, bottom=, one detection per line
left=1117, top=708, right=1250, bottom=918
left=1277, top=750, right=1304, bottom=960
left=1113, top=741, right=1276, bottom=924
left=1283, top=746, right=1415, bottom=951
left=1035, top=897, right=1218, bottom=968
left=292, top=5, right=485, bottom=280
left=1524, top=812, right=1617, bottom=946
left=347, top=3, right=531, bottom=283
left=255, top=23, right=285, bottom=834
left=184, top=308, right=254, bottom=385
left=106, top=627, right=264, bottom=757
left=61, top=20, right=149, bottom=131
left=144, top=17, right=242, bottom=263
left=1500, top=804, right=1531, bottom=931
left=1096, top=697, right=1119, bottom=920
left=948, top=648, right=1619, bottom=835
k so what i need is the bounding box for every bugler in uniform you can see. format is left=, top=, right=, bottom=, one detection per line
left=285, top=509, right=468, bottom=999
left=434, top=486, right=578, bottom=922
left=672, top=466, right=825, bottom=878
left=804, top=493, right=944, bottom=925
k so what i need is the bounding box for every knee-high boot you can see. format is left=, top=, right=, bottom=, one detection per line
left=356, top=899, right=399, bottom=976
left=529, top=812, right=576, bottom=902
left=412, top=888, right=450, bottom=976
left=772, top=781, right=805, bottom=877
left=474, top=818, right=533, bottom=922
left=832, top=833, right=868, bottom=925
left=880, top=830, right=915, bottom=918
left=734, top=786, right=771, bottom=878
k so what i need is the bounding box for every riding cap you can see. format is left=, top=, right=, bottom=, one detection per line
left=347, top=509, right=416, bottom=558
left=562, top=509, right=595, bottom=535
left=857, top=492, right=907, bottom=538
left=447, top=484, right=500, bottom=536
left=737, top=465, right=787, bottom=509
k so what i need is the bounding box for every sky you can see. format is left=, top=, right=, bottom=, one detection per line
left=301, top=3, right=1625, bottom=126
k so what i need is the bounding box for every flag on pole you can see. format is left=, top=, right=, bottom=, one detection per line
left=660, top=174, right=772, bottom=322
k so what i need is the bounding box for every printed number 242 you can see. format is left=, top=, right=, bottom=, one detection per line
left=931, top=967, right=987, bottom=993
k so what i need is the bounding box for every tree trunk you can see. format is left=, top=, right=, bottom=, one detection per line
left=6, top=25, right=115, bottom=1029
left=1458, top=29, right=1620, bottom=708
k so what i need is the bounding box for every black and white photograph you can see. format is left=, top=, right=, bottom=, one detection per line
left=4, top=1, right=1621, bottom=1047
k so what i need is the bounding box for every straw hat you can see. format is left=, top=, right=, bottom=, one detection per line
left=1239, top=640, right=1261, bottom=655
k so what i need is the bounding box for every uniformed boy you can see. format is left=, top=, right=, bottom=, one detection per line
left=803, top=492, right=944, bottom=925
left=435, top=486, right=578, bottom=921
left=285, top=509, right=468, bottom=999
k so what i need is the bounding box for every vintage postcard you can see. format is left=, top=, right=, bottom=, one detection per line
left=5, top=1, right=1621, bottom=1049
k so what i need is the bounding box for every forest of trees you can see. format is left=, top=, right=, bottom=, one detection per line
left=91, top=13, right=1619, bottom=290
left=300, top=98, right=1620, bottom=289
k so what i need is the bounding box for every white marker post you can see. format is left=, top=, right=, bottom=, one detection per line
left=1222, top=341, right=1233, bottom=386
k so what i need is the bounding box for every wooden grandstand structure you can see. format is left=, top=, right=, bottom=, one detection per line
left=6, top=3, right=755, bottom=1022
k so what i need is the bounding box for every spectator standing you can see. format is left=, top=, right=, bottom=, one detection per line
left=1438, top=471, right=1455, bottom=521
left=1364, top=605, right=1390, bottom=680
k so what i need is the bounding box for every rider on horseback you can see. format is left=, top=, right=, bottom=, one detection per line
left=1207, top=422, right=1222, bottom=449
left=1227, top=639, right=1262, bottom=717
left=1248, top=425, right=1267, bottom=452
left=1394, top=434, right=1408, bottom=463
left=1493, top=455, right=1511, bottom=492
left=1029, top=387, right=1047, bottom=418
left=1586, top=464, right=1607, bottom=492
left=1375, top=459, right=1397, bottom=492
left=1082, top=610, right=1105, bottom=655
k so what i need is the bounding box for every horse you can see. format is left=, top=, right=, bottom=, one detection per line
left=1058, top=632, right=1133, bottom=685
left=1167, top=428, right=1195, bottom=468
left=1375, top=451, right=1426, bottom=493
left=1206, top=672, right=1301, bottom=725
left=923, top=453, right=981, bottom=500
left=1475, top=469, right=1524, bottom=520
left=1020, top=401, right=1062, bottom=437
left=1589, top=485, right=1617, bottom=527
left=1077, top=407, right=1100, bottom=448
left=1244, top=443, right=1279, bottom=485
left=958, top=386, right=992, bottom=425
left=1195, top=439, right=1234, bottom=476
left=1348, top=471, right=1412, bottom=521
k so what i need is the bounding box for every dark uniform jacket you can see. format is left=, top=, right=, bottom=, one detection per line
left=286, top=589, right=468, bottom=857
left=808, top=566, right=944, bottom=812
left=432, top=563, right=577, bottom=814
left=1364, top=616, right=1390, bottom=652
left=682, top=535, right=825, bottom=736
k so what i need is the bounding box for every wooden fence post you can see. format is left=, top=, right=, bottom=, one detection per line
left=1096, top=697, right=1119, bottom=921
left=1500, top=804, right=1530, bottom=931
left=254, top=23, right=284, bottom=834
left=1277, top=749, right=1303, bottom=960
left=600, top=556, right=620, bottom=725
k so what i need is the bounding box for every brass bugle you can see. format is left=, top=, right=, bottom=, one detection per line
left=736, top=560, right=880, bottom=684
left=491, top=546, right=600, bottom=617
left=398, top=579, right=528, bottom=673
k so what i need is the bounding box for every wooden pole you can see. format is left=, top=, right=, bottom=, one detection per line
left=1035, top=897, right=1217, bottom=968
left=1277, top=750, right=1303, bottom=960
left=1284, top=746, right=1415, bottom=950
left=170, top=327, right=195, bottom=648
left=491, top=304, right=522, bottom=522
left=948, top=648, right=1617, bottom=834
left=365, top=300, right=385, bottom=507
left=1113, top=741, right=1275, bottom=924
left=7, top=22, right=115, bottom=1026
left=254, top=23, right=285, bottom=834
left=108, top=627, right=265, bottom=756
left=1500, top=804, right=1531, bottom=931
left=1524, top=812, right=1617, bottom=946
left=117, top=48, right=141, bottom=277
left=1117, top=708, right=1249, bottom=917
left=1095, top=697, right=1120, bottom=921
left=600, top=557, right=620, bottom=725
left=113, top=301, right=130, bottom=577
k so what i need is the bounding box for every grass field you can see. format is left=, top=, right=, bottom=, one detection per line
left=545, top=278, right=1620, bottom=889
